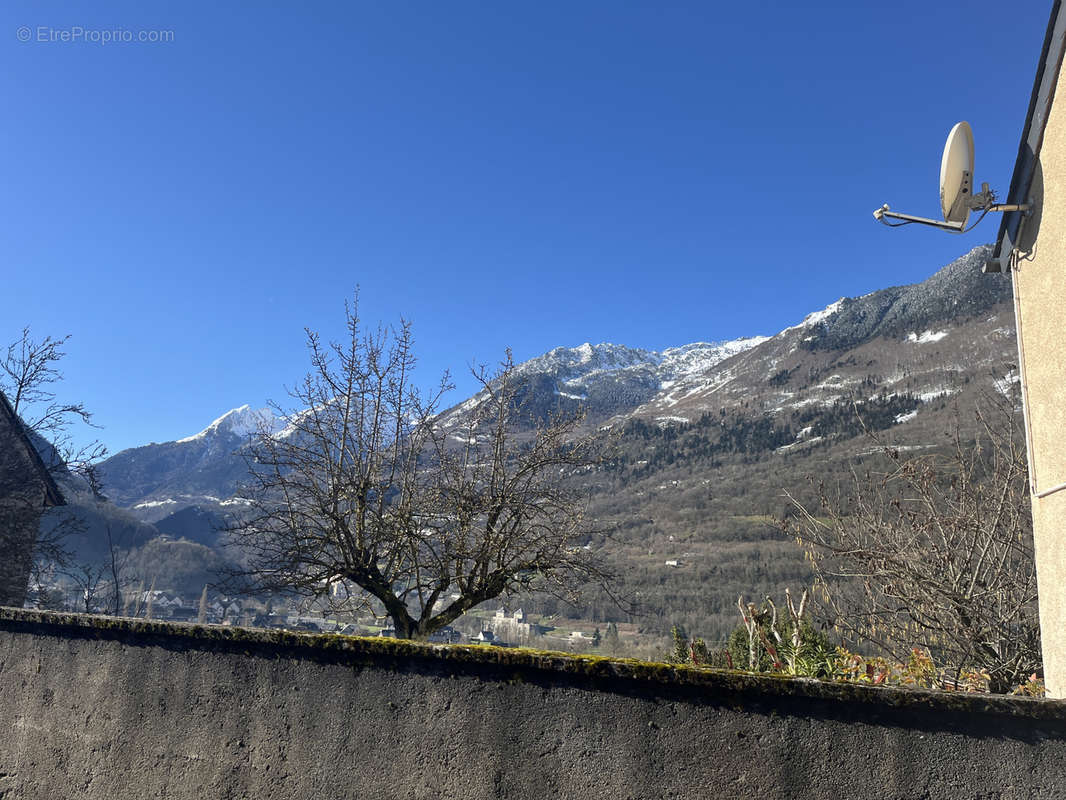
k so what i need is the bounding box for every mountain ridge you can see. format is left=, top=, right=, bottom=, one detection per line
left=95, top=244, right=1013, bottom=534
left=34, top=242, right=1019, bottom=638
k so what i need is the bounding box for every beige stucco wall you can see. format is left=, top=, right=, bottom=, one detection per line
left=1014, top=55, right=1066, bottom=698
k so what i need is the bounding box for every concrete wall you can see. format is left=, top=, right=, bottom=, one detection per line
left=1, top=609, right=1064, bottom=799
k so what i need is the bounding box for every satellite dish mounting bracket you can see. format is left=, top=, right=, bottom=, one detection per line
left=872, top=122, right=1030, bottom=233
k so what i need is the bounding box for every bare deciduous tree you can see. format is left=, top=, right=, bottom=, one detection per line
left=2, top=327, right=110, bottom=592
left=226, top=299, right=613, bottom=639
left=783, top=397, right=1040, bottom=692
left=2, top=327, right=106, bottom=483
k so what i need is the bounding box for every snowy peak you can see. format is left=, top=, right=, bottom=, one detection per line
left=518, top=338, right=767, bottom=383
left=98, top=243, right=1019, bottom=522
left=176, top=405, right=280, bottom=444
left=790, top=245, right=1008, bottom=353
left=433, top=337, right=773, bottom=432
left=781, top=298, right=846, bottom=334
left=659, top=338, right=769, bottom=381
left=520, top=342, right=661, bottom=376
left=627, top=246, right=1014, bottom=424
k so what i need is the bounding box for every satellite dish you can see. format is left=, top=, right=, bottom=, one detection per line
left=939, top=121, right=974, bottom=225
left=873, top=121, right=1028, bottom=233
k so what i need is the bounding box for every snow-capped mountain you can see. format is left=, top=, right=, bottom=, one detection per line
left=515, top=338, right=769, bottom=389
left=175, top=405, right=281, bottom=444
left=96, top=405, right=282, bottom=519
left=101, top=339, right=769, bottom=517
left=97, top=244, right=1015, bottom=532
left=70, top=244, right=1023, bottom=638
left=632, top=244, right=1013, bottom=426
left=437, top=337, right=769, bottom=434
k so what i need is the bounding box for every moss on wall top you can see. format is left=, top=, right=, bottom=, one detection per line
left=1, top=606, right=1061, bottom=721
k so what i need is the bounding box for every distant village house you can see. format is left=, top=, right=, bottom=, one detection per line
left=488, top=606, right=545, bottom=644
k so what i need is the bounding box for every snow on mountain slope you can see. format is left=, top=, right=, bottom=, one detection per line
left=176, top=405, right=282, bottom=443
left=512, top=338, right=770, bottom=388
left=436, top=338, right=769, bottom=432
left=781, top=298, right=846, bottom=334
left=99, top=244, right=1015, bottom=516
left=97, top=405, right=282, bottom=514
left=659, top=339, right=770, bottom=380
left=630, top=245, right=1015, bottom=425
left=630, top=298, right=855, bottom=421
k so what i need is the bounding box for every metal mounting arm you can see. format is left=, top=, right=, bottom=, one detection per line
left=967, top=183, right=1032, bottom=214
left=874, top=188, right=1031, bottom=232
left=873, top=205, right=965, bottom=232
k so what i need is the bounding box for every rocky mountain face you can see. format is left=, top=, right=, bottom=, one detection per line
left=436, top=246, right=1012, bottom=437
left=632, top=244, right=1014, bottom=427
left=801, top=245, right=1010, bottom=352
left=82, top=244, right=1018, bottom=636
left=98, top=244, right=1015, bottom=517
left=98, top=243, right=1014, bottom=518
left=436, top=338, right=769, bottom=435
left=574, top=244, right=1019, bottom=637
left=96, top=339, right=776, bottom=519
left=20, top=429, right=159, bottom=570
left=97, top=406, right=273, bottom=519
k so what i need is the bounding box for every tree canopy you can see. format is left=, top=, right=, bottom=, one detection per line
left=227, top=298, right=612, bottom=639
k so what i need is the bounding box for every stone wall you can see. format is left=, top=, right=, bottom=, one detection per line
left=0, top=501, right=41, bottom=609
left=1, top=608, right=1064, bottom=799
left=0, top=416, right=54, bottom=607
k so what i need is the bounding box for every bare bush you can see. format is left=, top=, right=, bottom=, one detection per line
left=2, top=327, right=106, bottom=484
left=2, top=327, right=114, bottom=601
left=783, top=398, right=1040, bottom=693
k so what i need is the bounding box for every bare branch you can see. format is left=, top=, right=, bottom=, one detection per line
left=223, top=299, right=614, bottom=639
left=783, top=393, right=1040, bottom=693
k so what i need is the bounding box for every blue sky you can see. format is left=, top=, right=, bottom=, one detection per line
left=0, top=1, right=1051, bottom=453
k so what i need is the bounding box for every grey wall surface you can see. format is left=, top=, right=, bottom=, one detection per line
left=0, top=426, right=48, bottom=608
left=0, top=392, right=63, bottom=608
left=1, top=608, right=1064, bottom=800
